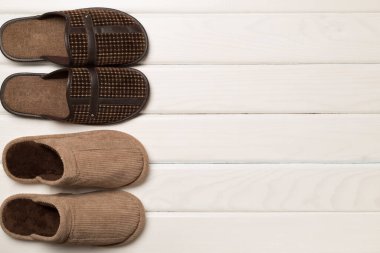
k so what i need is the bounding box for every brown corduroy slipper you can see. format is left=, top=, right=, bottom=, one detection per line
left=0, top=8, right=148, bottom=66
left=0, top=191, right=145, bottom=246
left=0, top=67, right=149, bottom=125
left=2, top=130, right=149, bottom=188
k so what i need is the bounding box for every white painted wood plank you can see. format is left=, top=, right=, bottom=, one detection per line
left=106, top=212, right=380, bottom=253
left=140, top=64, right=380, bottom=114
left=0, top=212, right=379, bottom=253
left=2, top=14, right=380, bottom=64
left=2, top=64, right=380, bottom=114
left=131, top=164, right=380, bottom=211
left=3, top=163, right=380, bottom=212
left=2, top=0, right=380, bottom=13
left=0, top=114, right=380, bottom=163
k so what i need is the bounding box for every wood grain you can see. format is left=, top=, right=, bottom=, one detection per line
left=0, top=212, right=379, bottom=253
left=2, top=163, right=380, bottom=212
left=2, top=0, right=380, bottom=13
left=1, top=13, right=380, bottom=64
left=0, top=2, right=379, bottom=252
left=2, top=64, right=380, bottom=114
left=0, top=114, right=380, bottom=163
left=130, top=163, right=380, bottom=211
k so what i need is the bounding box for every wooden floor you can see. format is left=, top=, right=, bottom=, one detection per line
left=1, top=0, right=380, bottom=252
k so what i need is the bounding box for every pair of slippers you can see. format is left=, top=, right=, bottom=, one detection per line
left=0, top=8, right=150, bottom=125
left=0, top=130, right=148, bottom=246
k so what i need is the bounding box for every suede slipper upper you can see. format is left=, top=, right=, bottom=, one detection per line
left=0, top=191, right=145, bottom=246
left=0, top=67, right=150, bottom=125
left=2, top=130, right=149, bottom=188
left=0, top=8, right=148, bottom=66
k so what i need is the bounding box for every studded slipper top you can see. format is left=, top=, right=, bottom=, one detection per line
left=0, top=8, right=148, bottom=66
left=0, top=67, right=150, bottom=125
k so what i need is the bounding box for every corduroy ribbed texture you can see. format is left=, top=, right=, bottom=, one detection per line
left=0, top=191, right=145, bottom=246
left=2, top=130, right=149, bottom=188
left=71, top=135, right=146, bottom=187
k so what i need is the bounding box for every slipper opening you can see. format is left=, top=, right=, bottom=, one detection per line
left=1, top=16, right=67, bottom=60
left=1, top=74, right=70, bottom=119
left=2, top=198, right=60, bottom=237
left=5, top=141, right=64, bottom=181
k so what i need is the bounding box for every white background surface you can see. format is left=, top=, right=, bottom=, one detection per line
left=1, top=0, right=380, bottom=252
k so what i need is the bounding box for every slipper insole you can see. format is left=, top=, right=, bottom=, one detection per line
left=2, top=75, right=70, bottom=118
left=6, top=141, right=64, bottom=181
left=1, top=17, right=67, bottom=60
left=2, top=199, right=60, bottom=237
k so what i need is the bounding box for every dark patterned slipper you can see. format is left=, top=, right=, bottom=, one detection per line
left=0, top=8, right=148, bottom=66
left=0, top=67, right=149, bottom=125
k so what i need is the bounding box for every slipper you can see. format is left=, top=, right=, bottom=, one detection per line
left=0, top=8, right=148, bottom=66
left=0, top=191, right=145, bottom=246
left=0, top=67, right=150, bottom=124
left=2, top=130, right=149, bottom=188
